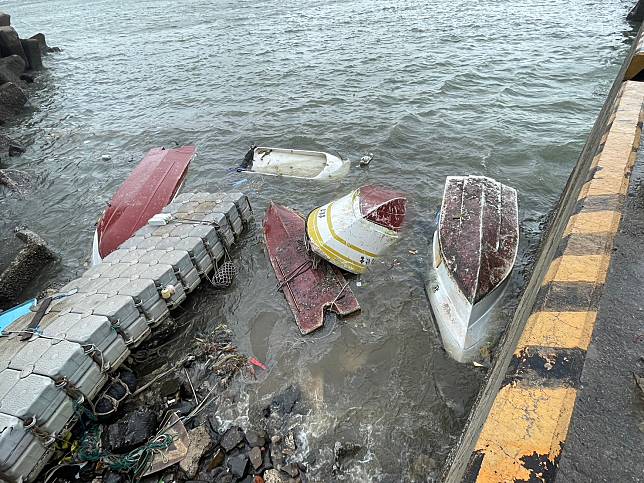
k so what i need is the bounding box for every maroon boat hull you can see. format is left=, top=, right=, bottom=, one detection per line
left=263, top=202, right=360, bottom=334
left=97, top=145, right=196, bottom=258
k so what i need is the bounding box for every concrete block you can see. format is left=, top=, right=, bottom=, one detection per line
left=0, top=27, right=26, bottom=62
left=0, top=12, right=10, bottom=27
left=20, top=39, right=42, bottom=70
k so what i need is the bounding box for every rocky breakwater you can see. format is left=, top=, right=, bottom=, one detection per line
left=0, top=11, right=57, bottom=124
left=0, top=11, right=59, bottom=310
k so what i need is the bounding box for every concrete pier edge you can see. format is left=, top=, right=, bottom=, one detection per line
left=444, top=21, right=644, bottom=483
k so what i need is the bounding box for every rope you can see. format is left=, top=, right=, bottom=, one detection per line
left=78, top=425, right=174, bottom=477
left=275, top=260, right=312, bottom=291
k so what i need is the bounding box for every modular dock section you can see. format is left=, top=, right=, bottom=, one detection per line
left=0, top=192, right=252, bottom=483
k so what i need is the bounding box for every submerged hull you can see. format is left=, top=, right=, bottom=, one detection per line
left=263, top=202, right=360, bottom=334
left=428, top=176, right=518, bottom=362
left=241, top=146, right=349, bottom=180
left=92, top=145, right=196, bottom=264
left=306, top=185, right=406, bottom=274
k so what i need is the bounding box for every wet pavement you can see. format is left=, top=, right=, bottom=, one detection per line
left=556, top=145, right=644, bottom=482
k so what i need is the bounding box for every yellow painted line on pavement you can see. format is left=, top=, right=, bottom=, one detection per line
left=474, top=384, right=577, bottom=483
left=517, top=311, right=598, bottom=352
left=543, top=254, right=611, bottom=285
left=563, top=210, right=622, bottom=236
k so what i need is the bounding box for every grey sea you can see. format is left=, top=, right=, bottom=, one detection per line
left=0, top=0, right=635, bottom=480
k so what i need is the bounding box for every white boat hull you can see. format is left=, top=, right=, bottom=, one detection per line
left=244, top=147, right=349, bottom=180
left=428, top=229, right=510, bottom=363
left=91, top=229, right=102, bottom=266
left=306, top=186, right=405, bottom=274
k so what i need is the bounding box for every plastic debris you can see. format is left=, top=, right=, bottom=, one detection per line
left=140, top=413, right=189, bottom=476
left=249, top=357, right=268, bottom=370
left=360, top=153, right=374, bottom=166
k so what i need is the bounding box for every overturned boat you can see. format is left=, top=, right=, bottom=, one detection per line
left=306, top=185, right=406, bottom=274
left=91, top=145, right=196, bottom=265
left=239, top=146, right=349, bottom=180
left=428, top=176, right=518, bottom=363
left=264, top=202, right=360, bottom=334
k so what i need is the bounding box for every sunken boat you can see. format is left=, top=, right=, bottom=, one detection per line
left=306, top=185, right=406, bottom=274
left=238, top=146, right=349, bottom=180
left=428, top=175, right=518, bottom=362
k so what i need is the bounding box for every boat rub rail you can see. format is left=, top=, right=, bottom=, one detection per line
left=464, top=80, right=644, bottom=482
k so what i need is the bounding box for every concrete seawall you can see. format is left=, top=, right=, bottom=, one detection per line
left=444, top=21, right=644, bottom=483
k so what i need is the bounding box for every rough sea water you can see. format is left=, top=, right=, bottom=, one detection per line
left=0, top=0, right=636, bottom=480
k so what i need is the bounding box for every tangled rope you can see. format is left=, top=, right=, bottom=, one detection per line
left=78, top=425, right=174, bottom=477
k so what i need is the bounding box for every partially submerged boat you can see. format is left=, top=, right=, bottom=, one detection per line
left=306, top=185, right=407, bottom=274
left=263, top=202, right=360, bottom=334
left=91, top=145, right=196, bottom=265
left=428, top=175, right=519, bottom=363
left=239, top=146, right=349, bottom=180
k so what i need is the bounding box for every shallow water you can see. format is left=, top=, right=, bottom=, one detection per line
left=0, top=0, right=636, bottom=480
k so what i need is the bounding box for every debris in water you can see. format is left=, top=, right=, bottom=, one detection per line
left=306, top=185, right=407, bottom=274
left=142, top=412, right=189, bottom=476
left=360, top=152, right=374, bottom=166
left=249, top=357, right=268, bottom=370
left=264, top=202, right=360, bottom=334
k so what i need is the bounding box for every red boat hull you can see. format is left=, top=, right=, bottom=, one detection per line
left=97, top=145, right=196, bottom=259
left=263, top=202, right=360, bottom=334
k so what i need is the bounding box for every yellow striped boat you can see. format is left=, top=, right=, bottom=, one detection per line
left=306, top=185, right=407, bottom=274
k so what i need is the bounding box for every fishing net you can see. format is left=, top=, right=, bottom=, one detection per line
left=210, top=261, right=237, bottom=288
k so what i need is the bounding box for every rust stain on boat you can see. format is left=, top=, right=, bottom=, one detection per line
left=263, top=202, right=361, bottom=334
left=439, top=176, right=518, bottom=304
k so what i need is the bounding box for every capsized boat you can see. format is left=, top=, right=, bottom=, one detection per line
left=263, top=202, right=360, bottom=334
left=91, top=145, right=196, bottom=265
left=239, top=146, right=349, bottom=180
left=306, top=185, right=407, bottom=274
left=428, top=175, right=519, bottom=363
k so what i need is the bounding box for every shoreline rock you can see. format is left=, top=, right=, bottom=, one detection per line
left=0, top=12, right=59, bottom=127
left=0, top=228, right=56, bottom=310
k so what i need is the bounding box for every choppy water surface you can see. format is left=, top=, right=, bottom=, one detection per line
left=1, top=0, right=635, bottom=480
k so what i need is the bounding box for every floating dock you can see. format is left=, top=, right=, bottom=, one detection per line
left=0, top=192, right=252, bottom=483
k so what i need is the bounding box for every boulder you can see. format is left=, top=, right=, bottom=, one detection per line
left=0, top=133, right=25, bottom=161
left=105, top=409, right=158, bottom=453
left=249, top=446, right=262, bottom=470
left=0, top=228, right=56, bottom=310
left=0, top=12, right=9, bottom=27
left=227, top=454, right=249, bottom=479
left=263, top=469, right=288, bottom=483
left=0, top=55, right=26, bottom=84
left=0, top=27, right=26, bottom=62
left=221, top=426, right=245, bottom=452
left=0, top=82, right=28, bottom=123
left=179, top=425, right=214, bottom=478
left=29, top=33, right=60, bottom=54
left=20, top=39, right=42, bottom=70
left=245, top=430, right=267, bottom=448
